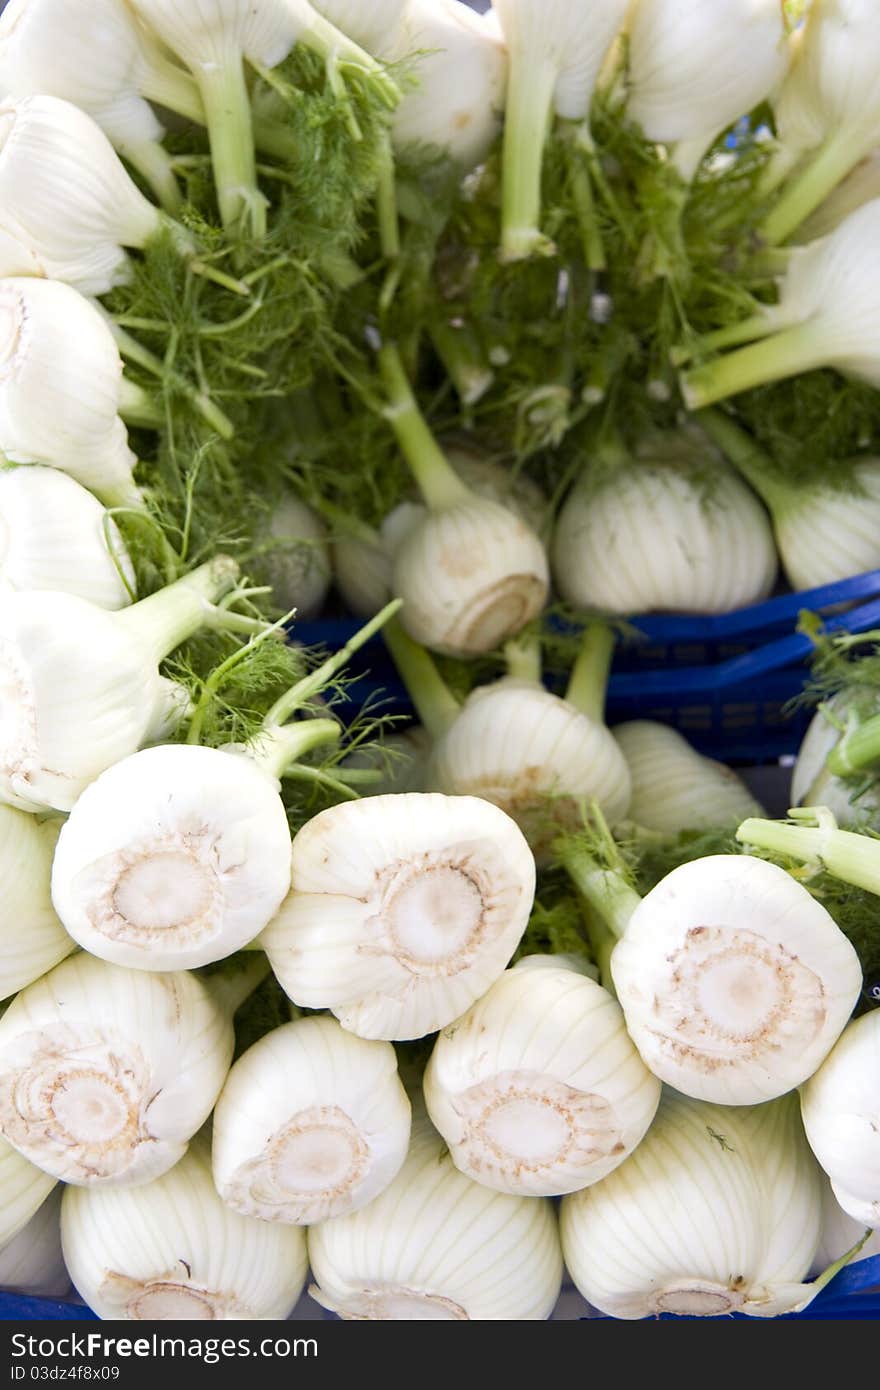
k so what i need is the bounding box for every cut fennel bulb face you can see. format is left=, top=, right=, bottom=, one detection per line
left=0, top=953, right=235, bottom=1187
left=610, top=854, right=863, bottom=1105
left=307, top=1111, right=563, bottom=1319
left=551, top=445, right=777, bottom=617
left=561, top=1088, right=826, bottom=1320
left=50, top=743, right=295, bottom=972
left=423, top=955, right=660, bottom=1196
left=0, top=467, right=135, bottom=609
left=261, top=792, right=536, bottom=1040
left=0, top=94, right=161, bottom=295
left=800, top=1010, right=880, bottom=1228
left=613, top=721, right=763, bottom=833
left=61, top=1134, right=309, bottom=1320
left=212, top=1014, right=411, bottom=1224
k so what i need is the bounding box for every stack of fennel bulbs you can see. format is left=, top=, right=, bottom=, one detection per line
left=3, top=0, right=880, bottom=1325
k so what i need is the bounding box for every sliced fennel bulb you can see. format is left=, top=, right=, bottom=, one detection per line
left=551, top=435, right=777, bottom=616
left=493, top=0, right=629, bottom=260
left=0, top=279, right=142, bottom=511
left=0, top=807, right=74, bottom=1002
left=613, top=721, right=763, bottom=833
left=212, top=1014, right=411, bottom=1224
left=680, top=199, right=880, bottom=408
left=626, top=0, right=789, bottom=182
left=62, top=1133, right=309, bottom=1320
left=561, top=1089, right=830, bottom=1320
left=379, top=344, right=548, bottom=657
left=0, top=1135, right=57, bottom=1250
left=800, top=1009, right=880, bottom=1227
left=0, top=1187, right=69, bottom=1298
left=0, top=94, right=162, bottom=296
left=0, top=952, right=262, bottom=1187
left=0, top=556, right=240, bottom=814
left=563, top=846, right=863, bottom=1105
left=423, top=955, right=660, bottom=1196
left=307, top=1111, right=563, bottom=1319
left=0, top=467, right=135, bottom=609
left=261, top=791, right=536, bottom=1040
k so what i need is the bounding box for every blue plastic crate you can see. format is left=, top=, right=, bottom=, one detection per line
left=292, top=568, right=880, bottom=765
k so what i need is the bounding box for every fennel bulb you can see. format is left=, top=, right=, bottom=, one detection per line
left=307, top=1111, right=563, bottom=1319
left=551, top=436, right=777, bottom=615
left=311, top=1, right=409, bottom=54
left=800, top=1009, right=880, bottom=1227
left=261, top=791, right=536, bottom=1040
left=0, top=1187, right=69, bottom=1298
left=0, top=807, right=74, bottom=1003
left=680, top=199, right=880, bottom=408
left=212, top=1014, right=411, bottom=1223
left=626, top=0, right=790, bottom=182
left=332, top=450, right=546, bottom=619
left=0, top=95, right=161, bottom=296
left=492, top=0, right=629, bottom=260
left=0, top=556, right=240, bottom=813
left=49, top=605, right=397, bottom=971
left=253, top=493, right=331, bottom=618
left=428, top=624, right=632, bottom=852
left=0, top=468, right=135, bottom=609
left=423, top=955, right=661, bottom=1197
left=0, top=952, right=262, bottom=1187
left=613, top=721, right=763, bottom=833
left=0, top=279, right=142, bottom=510
left=811, top=1179, right=880, bottom=1274
left=129, top=0, right=394, bottom=235
left=563, top=846, right=863, bottom=1105
left=62, top=1134, right=309, bottom=1319
left=561, top=1089, right=832, bottom=1319
left=761, top=0, right=880, bottom=246
left=0, top=0, right=190, bottom=211
left=379, top=345, right=548, bottom=657
left=382, top=0, right=507, bottom=171
left=790, top=693, right=880, bottom=826
left=0, top=1135, right=57, bottom=1250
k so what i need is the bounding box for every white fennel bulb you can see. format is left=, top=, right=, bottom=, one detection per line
left=0, top=279, right=142, bottom=510
left=561, top=1089, right=830, bottom=1320
left=0, top=952, right=261, bottom=1187
left=0, top=95, right=161, bottom=296
left=129, top=0, right=394, bottom=233
left=791, top=694, right=880, bottom=826
left=253, top=493, right=331, bottom=618
left=0, top=808, right=74, bottom=1003
left=261, top=792, right=536, bottom=1041
left=800, top=1010, right=880, bottom=1227
left=811, top=1179, right=880, bottom=1274
left=0, top=0, right=190, bottom=211
left=430, top=625, right=632, bottom=852
left=493, top=0, right=629, bottom=260
left=423, top=955, right=660, bottom=1197
left=627, top=0, right=789, bottom=181
left=552, top=438, right=777, bottom=616
left=564, top=845, right=863, bottom=1105
left=332, top=453, right=546, bottom=619
left=681, top=199, right=880, bottom=407
left=311, top=0, right=409, bottom=53
left=0, top=556, right=239, bottom=814
left=613, top=720, right=763, bottom=833
left=0, top=1136, right=57, bottom=1250
left=307, top=1112, right=563, bottom=1319
left=0, top=468, right=135, bottom=609
left=61, top=1134, right=308, bottom=1320
left=761, top=0, right=880, bottom=245
left=380, top=345, right=548, bottom=657
left=0, top=1187, right=69, bottom=1298
left=382, top=0, right=507, bottom=170
left=212, top=1014, right=411, bottom=1224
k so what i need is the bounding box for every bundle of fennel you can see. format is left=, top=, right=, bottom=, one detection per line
left=1, top=0, right=880, bottom=1325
